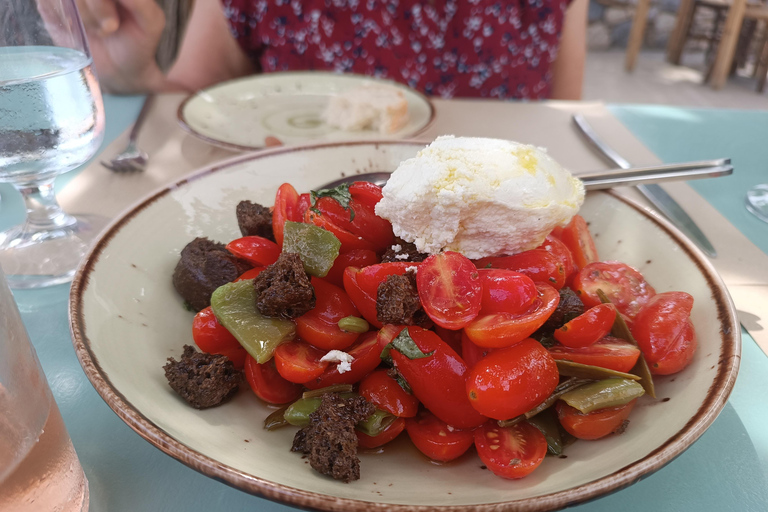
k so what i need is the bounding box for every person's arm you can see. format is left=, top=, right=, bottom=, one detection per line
left=549, top=0, right=588, bottom=100
left=167, top=0, right=255, bottom=91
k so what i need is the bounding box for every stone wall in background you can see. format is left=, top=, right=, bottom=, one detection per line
left=588, top=0, right=681, bottom=50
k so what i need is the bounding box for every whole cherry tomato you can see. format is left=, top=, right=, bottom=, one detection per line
left=478, top=268, right=538, bottom=315
left=464, top=283, right=560, bottom=348
left=305, top=208, right=377, bottom=253
left=311, top=189, right=394, bottom=252
left=359, top=369, right=420, bottom=417
left=405, top=410, right=475, bottom=462
left=554, top=303, right=617, bottom=348
left=465, top=337, right=559, bottom=420
left=273, top=339, right=329, bottom=384
left=548, top=336, right=641, bottom=373
left=272, top=183, right=308, bottom=247
left=389, top=326, right=487, bottom=429
left=461, top=331, right=497, bottom=368
left=556, top=399, right=637, bottom=440
left=474, top=421, right=547, bottom=479
left=357, top=417, right=406, bottom=449
left=571, top=261, right=656, bottom=319
left=558, top=214, right=599, bottom=271
left=295, top=277, right=361, bottom=351
left=192, top=306, right=247, bottom=369
left=244, top=355, right=303, bottom=405
left=226, top=236, right=280, bottom=267
left=649, top=319, right=697, bottom=375
left=343, top=263, right=420, bottom=328
left=631, top=291, right=694, bottom=364
left=475, top=249, right=567, bottom=289
left=417, top=252, right=483, bottom=329
left=303, top=331, right=386, bottom=390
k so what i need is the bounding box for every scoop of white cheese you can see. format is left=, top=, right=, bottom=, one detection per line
left=374, top=136, right=585, bottom=259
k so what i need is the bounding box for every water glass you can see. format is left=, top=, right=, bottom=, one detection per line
left=0, top=264, right=89, bottom=511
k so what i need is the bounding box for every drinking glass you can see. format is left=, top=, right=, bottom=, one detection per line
left=0, top=0, right=107, bottom=288
left=745, top=184, right=768, bottom=223
left=0, top=264, right=89, bottom=511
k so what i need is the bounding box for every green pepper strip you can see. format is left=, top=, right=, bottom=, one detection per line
left=263, top=405, right=292, bottom=431
left=559, top=378, right=645, bottom=414
left=596, top=289, right=656, bottom=398
left=556, top=360, right=641, bottom=381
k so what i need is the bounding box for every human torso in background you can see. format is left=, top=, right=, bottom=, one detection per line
left=222, top=0, right=570, bottom=99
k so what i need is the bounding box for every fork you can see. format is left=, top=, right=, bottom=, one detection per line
left=102, top=94, right=155, bottom=172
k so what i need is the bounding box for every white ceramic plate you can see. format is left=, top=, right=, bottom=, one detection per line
left=70, top=141, right=740, bottom=512
left=178, top=72, right=435, bottom=151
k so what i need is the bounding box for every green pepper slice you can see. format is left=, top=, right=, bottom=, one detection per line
left=282, top=221, right=341, bottom=277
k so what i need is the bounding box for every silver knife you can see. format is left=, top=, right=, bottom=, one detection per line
left=572, top=114, right=718, bottom=258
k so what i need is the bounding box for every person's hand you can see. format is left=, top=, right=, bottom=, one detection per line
left=77, top=0, right=166, bottom=93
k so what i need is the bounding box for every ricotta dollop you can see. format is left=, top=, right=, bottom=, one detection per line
left=374, top=136, right=585, bottom=259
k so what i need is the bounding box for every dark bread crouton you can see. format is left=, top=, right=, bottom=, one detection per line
left=163, top=345, right=241, bottom=409
left=253, top=252, right=316, bottom=319
left=236, top=200, right=275, bottom=241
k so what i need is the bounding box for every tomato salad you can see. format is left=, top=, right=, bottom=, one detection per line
left=175, top=181, right=697, bottom=482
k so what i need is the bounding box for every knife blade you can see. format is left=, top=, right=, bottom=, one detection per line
left=572, top=114, right=718, bottom=258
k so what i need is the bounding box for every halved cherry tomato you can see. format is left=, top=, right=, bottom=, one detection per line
left=416, top=252, right=482, bottom=330
left=323, top=249, right=379, bottom=288
left=273, top=339, right=330, bottom=384
left=226, top=236, right=280, bottom=267
left=464, top=283, right=560, bottom=348
left=405, top=410, right=475, bottom=462
left=571, top=261, right=656, bottom=319
left=343, top=263, right=420, bottom=328
left=548, top=336, right=641, bottom=373
left=272, top=183, right=305, bottom=248
left=536, top=234, right=577, bottom=281
left=357, top=417, right=406, bottom=449
left=359, top=369, right=419, bottom=418
left=244, top=355, right=303, bottom=404
left=389, top=326, right=487, bottom=429
left=466, top=337, right=559, bottom=420
left=559, top=214, right=599, bottom=271
left=349, top=181, right=384, bottom=211
left=192, top=306, right=247, bottom=369
left=650, top=319, right=697, bottom=375
left=478, top=268, right=538, bottom=315
left=235, top=266, right=266, bottom=282
left=556, top=399, right=637, bottom=440
left=475, top=249, right=566, bottom=289
left=295, top=277, right=361, bottom=351
left=474, top=421, right=547, bottom=479
left=631, top=291, right=694, bottom=364
left=303, top=331, right=385, bottom=390
left=554, top=303, right=617, bottom=348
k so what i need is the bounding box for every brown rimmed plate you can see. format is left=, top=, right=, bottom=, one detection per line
left=69, top=140, right=740, bottom=512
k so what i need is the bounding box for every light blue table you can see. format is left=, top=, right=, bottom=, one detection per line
left=2, top=96, right=767, bottom=512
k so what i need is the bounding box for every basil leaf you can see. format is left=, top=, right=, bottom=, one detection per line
left=310, top=182, right=355, bottom=221
left=391, top=328, right=434, bottom=359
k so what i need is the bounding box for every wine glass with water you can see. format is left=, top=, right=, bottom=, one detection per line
left=0, top=0, right=107, bottom=288
left=746, top=184, right=768, bottom=223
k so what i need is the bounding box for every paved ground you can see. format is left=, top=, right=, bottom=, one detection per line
left=583, top=49, right=768, bottom=109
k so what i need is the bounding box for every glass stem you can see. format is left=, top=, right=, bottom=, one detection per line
left=17, top=180, right=76, bottom=233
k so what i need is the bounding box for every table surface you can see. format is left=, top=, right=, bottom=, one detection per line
left=2, top=94, right=768, bottom=512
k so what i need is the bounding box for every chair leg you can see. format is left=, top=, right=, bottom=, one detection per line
left=756, top=28, right=768, bottom=92
left=668, top=0, right=697, bottom=64
left=626, top=0, right=653, bottom=72
left=710, top=0, right=748, bottom=89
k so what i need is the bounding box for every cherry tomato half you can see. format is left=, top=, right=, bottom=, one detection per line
left=323, top=249, right=379, bottom=288
left=343, top=263, right=420, bottom=328
left=466, top=337, right=559, bottom=420
left=464, top=283, right=560, bottom=349
left=417, top=252, right=483, bottom=329
left=192, top=306, right=247, bottom=369
left=295, top=277, right=361, bottom=351
left=272, top=183, right=307, bottom=248
left=478, top=268, right=538, bottom=315
left=226, top=236, right=281, bottom=267
left=649, top=319, right=697, bottom=375
left=303, top=331, right=385, bottom=390
left=359, top=369, right=420, bottom=418
left=475, top=249, right=567, bottom=289
left=273, top=339, right=329, bottom=384
left=244, top=355, right=303, bottom=405
left=405, top=410, right=475, bottom=462
left=631, top=291, right=694, bottom=364
left=556, top=399, right=637, bottom=440
left=554, top=303, right=617, bottom=348
left=559, top=214, right=599, bottom=271
left=474, top=421, right=547, bottom=479
left=571, top=261, right=656, bottom=319
left=547, top=336, right=641, bottom=374
left=536, top=234, right=577, bottom=281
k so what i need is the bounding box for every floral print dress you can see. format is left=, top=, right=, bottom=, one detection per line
left=221, top=0, right=571, bottom=99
